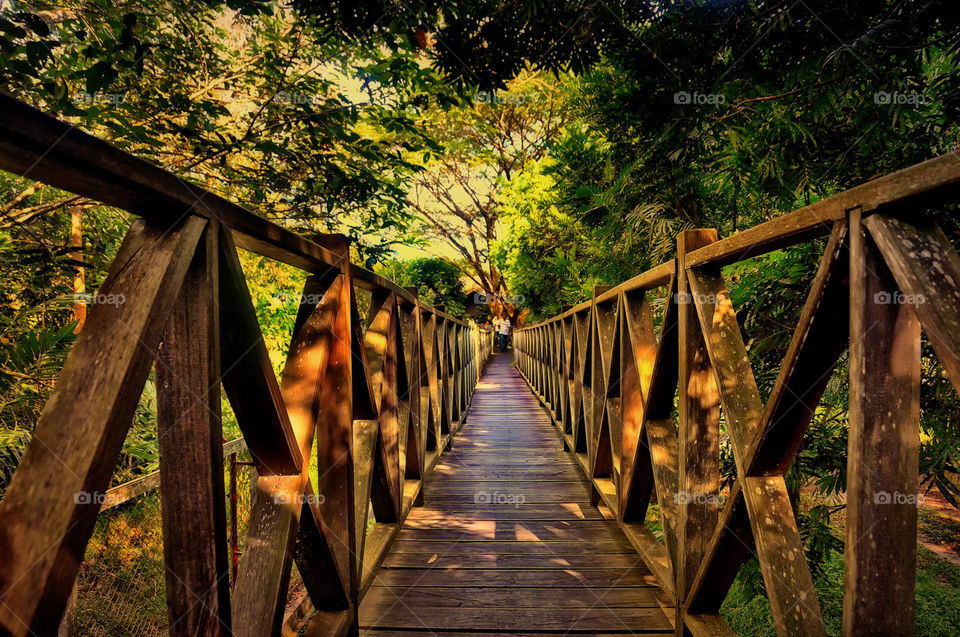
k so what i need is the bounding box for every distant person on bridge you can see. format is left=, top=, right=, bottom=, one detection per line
left=495, top=314, right=511, bottom=352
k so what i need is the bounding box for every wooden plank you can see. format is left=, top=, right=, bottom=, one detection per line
left=360, top=632, right=671, bottom=637
left=363, top=354, right=672, bottom=635
left=311, top=241, right=363, bottom=629
left=360, top=606, right=673, bottom=632
left=362, top=585, right=660, bottom=607
left=231, top=476, right=299, bottom=637
left=864, top=212, right=960, bottom=392
left=676, top=230, right=721, bottom=605
left=364, top=293, right=401, bottom=524
left=218, top=230, right=302, bottom=476
left=687, top=267, right=826, bottom=636
left=843, top=209, right=921, bottom=635
left=0, top=94, right=471, bottom=324
left=524, top=146, right=960, bottom=323
left=97, top=438, right=246, bottom=511
left=746, top=222, right=849, bottom=475
left=590, top=296, right=616, bottom=480
left=619, top=290, right=659, bottom=521
left=683, top=612, right=736, bottom=637
left=636, top=276, right=680, bottom=563
left=380, top=552, right=642, bottom=568
left=156, top=222, right=231, bottom=635
left=406, top=506, right=604, bottom=520
left=393, top=522, right=627, bottom=543
left=295, top=482, right=352, bottom=611
left=387, top=540, right=635, bottom=554
left=686, top=225, right=848, bottom=614
left=372, top=568, right=656, bottom=588
left=232, top=274, right=346, bottom=635
left=0, top=216, right=206, bottom=637
left=685, top=481, right=753, bottom=614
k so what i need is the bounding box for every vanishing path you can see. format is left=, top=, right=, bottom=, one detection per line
left=359, top=353, right=673, bottom=635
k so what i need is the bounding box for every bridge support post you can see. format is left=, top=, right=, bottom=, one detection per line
left=675, top=229, right=721, bottom=635
left=843, top=209, right=921, bottom=635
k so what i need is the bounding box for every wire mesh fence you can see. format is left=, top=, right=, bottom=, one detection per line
left=36, top=439, right=303, bottom=636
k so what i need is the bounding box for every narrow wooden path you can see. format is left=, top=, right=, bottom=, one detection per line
left=359, top=353, right=673, bottom=635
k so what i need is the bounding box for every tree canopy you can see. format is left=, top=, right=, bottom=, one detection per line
left=2, top=0, right=960, bottom=631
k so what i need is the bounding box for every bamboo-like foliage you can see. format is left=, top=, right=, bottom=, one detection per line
left=515, top=168, right=960, bottom=636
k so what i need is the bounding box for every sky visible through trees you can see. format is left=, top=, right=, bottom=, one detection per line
left=2, top=0, right=960, bottom=633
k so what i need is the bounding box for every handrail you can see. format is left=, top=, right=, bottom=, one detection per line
left=522, top=150, right=960, bottom=325
left=0, top=93, right=494, bottom=637
left=513, top=151, right=960, bottom=636
left=0, top=92, right=463, bottom=323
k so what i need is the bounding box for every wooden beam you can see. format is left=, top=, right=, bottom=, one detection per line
left=156, top=222, right=231, bottom=635
left=844, top=209, right=921, bottom=635
left=684, top=151, right=960, bottom=269
left=218, top=230, right=302, bottom=476
left=619, top=291, right=658, bottom=522
left=746, top=222, right=849, bottom=475
left=688, top=268, right=826, bottom=636
left=686, top=224, right=848, bottom=615
left=0, top=94, right=468, bottom=326
left=865, top=212, right=960, bottom=393
left=232, top=273, right=346, bottom=635
left=675, top=229, right=721, bottom=607
left=0, top=216, right=206, bottom=636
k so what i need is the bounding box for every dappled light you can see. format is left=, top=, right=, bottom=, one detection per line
left=1, top=1, right=959, bottom=635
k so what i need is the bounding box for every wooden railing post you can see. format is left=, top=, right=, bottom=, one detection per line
left=0, top=217, right=206, bottom=636
left=843, top=209, right=921, bottom=635
left=156, top=221, right=232, bottom=635
left=675, top=229, right=721, bottom=626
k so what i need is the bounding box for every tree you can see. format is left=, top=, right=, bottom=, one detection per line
left=378, top=257, right=466, bottom=316
left=0, top=0, right=449, bottom=258
left=488, top=0, right=960, bottom=590
left=407, top=71, right=568, bottom=303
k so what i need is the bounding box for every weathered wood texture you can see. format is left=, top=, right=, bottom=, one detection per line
left=516, top=207, right=960, bottom=635
left=0, top=217, right=206, bottom=636
left=360, top=354, right=673, bottom=635
left=0, top=220, right=489, bottom=637
left=4, top=94, right=960, bottom=637
left=156, top=222, right=232, bottom=636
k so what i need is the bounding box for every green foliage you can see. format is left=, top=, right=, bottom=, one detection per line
left=0, top=0, right=450, bottom=257
left=722, top=547, right=960, bottom=636
left=379, top=257, right=466, bottom=316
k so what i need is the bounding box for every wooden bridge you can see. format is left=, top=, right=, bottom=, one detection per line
left=2, top=91, right=960, bottom=636
left=361, top=352, right=673, bottom=635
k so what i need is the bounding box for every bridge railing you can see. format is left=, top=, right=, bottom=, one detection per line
left=0, top=93, right=492, bottom=637
left=513, top=150, right=960, bottom=636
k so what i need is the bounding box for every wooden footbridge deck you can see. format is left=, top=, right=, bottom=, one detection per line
left=360, top=353, right=672, bottom=634
left=3, top=95, right=960, bottom=636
